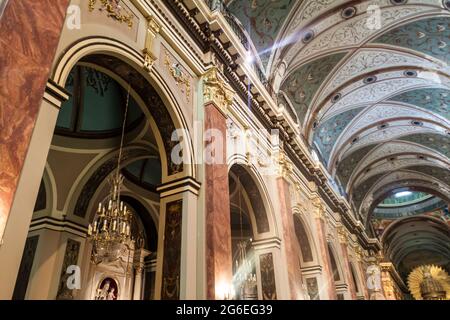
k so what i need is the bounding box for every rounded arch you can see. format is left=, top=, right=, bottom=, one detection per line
left=380, top=215, right=450, bottom=279
left=327, top=242, right=345, bottom=284
left=228, top=160, right=278, bottom=239
left=50, top=37, right=196, bottom=182
left=64, top=144, right=152, bottom=223
left=291, top=211, right=320, bottom=265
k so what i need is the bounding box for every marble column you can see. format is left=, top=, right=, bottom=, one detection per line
left=337, top=226, right=357, bottom=299
left=203, top=67, right=235, bottom=299
left=312, top=197, right=337, bottom=300
left=0, top=0, right=70, bottom=242
left=276, top=158, right=304, bottom=299
left=0, top=82, right=68, bottom=299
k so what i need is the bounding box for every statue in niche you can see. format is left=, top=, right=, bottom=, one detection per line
left=95, top=278, right=118, bottom=300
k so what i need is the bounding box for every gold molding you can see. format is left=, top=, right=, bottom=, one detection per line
left=88, top=0, right=134, bottom=28
left=203, top=67, right=234, bottom=116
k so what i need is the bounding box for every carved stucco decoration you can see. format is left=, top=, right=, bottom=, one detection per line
left=164, top=50, right=192, bottom=103
left=88, top=0, right=134, bottom=28
left=278, top=151, right=293, bottom=179
left=312, top=196, right=326, bottom=220
left=203, top=67, right=234, bottom=116
left=337, top=225, right=349, bottom=245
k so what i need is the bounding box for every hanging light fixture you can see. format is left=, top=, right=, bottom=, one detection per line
left=87, top=83, right=134, bottom=263
left=234, top=176, right=257, bottom=300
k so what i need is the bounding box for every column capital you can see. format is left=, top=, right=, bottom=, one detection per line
left=277, top=151, right=293, bottom=179
left=203, top=67, right=234, bottom=117
left=337, top=225, right=349, bottom=244
left=311, top=196, right=326, bottom=220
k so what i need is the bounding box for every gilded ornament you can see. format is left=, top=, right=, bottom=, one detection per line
left=89, top=0, right=134, bottom=28
left=202, top=67, right=234, bottom=116
left=165, top=52, right=191, bottom=102
left=407, top=265, right=449, bottom=300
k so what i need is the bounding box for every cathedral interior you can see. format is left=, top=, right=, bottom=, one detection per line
left=0, top=0, right=449, bottom=301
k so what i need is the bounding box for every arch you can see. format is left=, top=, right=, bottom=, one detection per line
left=120, top=195, right=158, bottom=252
left=65, top=144, right=152, bottom=222
left=293, top=214, right=315, bottom=264
left=380, top=215, right=450, bottom=279
left=327, top=243, right=344, bottom=283
left=228, top=161, right=278, bottom=239
left=51, top=37, right=196, bottom=182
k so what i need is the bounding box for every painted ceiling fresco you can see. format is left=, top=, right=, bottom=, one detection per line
left=230, top=0, right=450, bottom=227
left=389, top=88, right=450, bottom=120
left=372, top=16, right=450, bottom=64
left=280, top=52, right=346, bottom=125
left=227, top=0, right=297, bottom=67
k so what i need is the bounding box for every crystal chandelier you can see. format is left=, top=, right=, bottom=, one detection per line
left=233, top=177, right=257, bottom=300
left=87, top=84, right=134, bottom=263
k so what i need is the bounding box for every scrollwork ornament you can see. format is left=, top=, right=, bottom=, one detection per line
left=89, top=0, right=134, bottom=28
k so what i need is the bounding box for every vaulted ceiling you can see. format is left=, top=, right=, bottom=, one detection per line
left=227, top=0, right=450, bottom=224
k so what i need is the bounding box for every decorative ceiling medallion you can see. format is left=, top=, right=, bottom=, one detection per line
left=443, top=0, right=450, bottom=10
left=302, top=30, right=315, bottom=44
left=88, top=0, right=134, bottom=28
left=390, top=0, right=408, bottom=5
left=378, top=123, right=389, bottom=130
left=331, top=93, right=342, bottom=103
left=403, top=70, right=417, bottom=77
left=341, top=7, right=357, bottom=19
left=363, top=75, right=377, bottom=84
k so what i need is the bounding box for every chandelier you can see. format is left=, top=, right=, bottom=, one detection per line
left=87, top=84, right=134, bottom=263
left=233, top=176, right=257, bottom=300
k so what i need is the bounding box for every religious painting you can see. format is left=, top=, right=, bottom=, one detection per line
left=56, top=239, right=81, bottom=300
left=161, top=200, right=183, bottom=300
left=12, top=235, right=39, bottom=300
left=306, top=277, right=320, bottom=300
left=95, top=277, right=119, bottom=300
left=259, top=253, right=277, bottom=300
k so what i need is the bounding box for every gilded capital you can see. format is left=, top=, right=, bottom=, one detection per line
left=278, top=151, right=293, bottom=179
left=203, top=67, right=234, bottom=116
left=312, top=197, right=325, bottom=220
left=337, top=226, right=349, bottom=244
